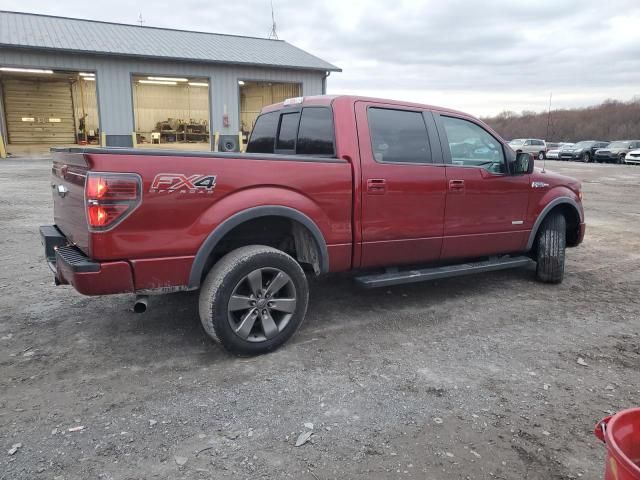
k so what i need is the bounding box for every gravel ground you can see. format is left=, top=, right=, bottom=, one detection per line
left=1, top=158, right=639, bottom=480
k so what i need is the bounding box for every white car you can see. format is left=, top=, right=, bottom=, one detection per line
left=625, top=149, right=640, bottom=165
left=546, top=148, right=561, bottom=159
left=508, top=138, right=547, bottom=160
left=547, top=143, right=574, bottom=160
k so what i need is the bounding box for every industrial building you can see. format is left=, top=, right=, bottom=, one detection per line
left=0, top=11, right=340, bottom=154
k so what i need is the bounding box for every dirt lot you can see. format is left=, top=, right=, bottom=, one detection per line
left=1, top=158, right=639, bottom=480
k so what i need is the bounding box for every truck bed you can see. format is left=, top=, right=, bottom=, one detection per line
left=49, top=147, right=353, bottom=293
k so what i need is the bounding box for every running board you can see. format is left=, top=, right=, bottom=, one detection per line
left=354, top=256, right=534, bottom=288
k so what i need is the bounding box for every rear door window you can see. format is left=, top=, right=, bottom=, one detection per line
left=367, top=108, right=432, bottom=164
left=246, top=111, right=278, bottom=153
left=296, top=107, right=335, bottom=156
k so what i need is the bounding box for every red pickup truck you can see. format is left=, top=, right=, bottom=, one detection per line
left=41, top=95, right=585, bottom=355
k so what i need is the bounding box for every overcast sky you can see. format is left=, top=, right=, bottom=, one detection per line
left=3, top=0, right=640, bottom=116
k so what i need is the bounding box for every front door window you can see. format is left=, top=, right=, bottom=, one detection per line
left=440, top=116, right=505, bottom=174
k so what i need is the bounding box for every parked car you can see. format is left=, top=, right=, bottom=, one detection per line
left=589, top=142, right=609, bottom=159
left=560, top=141, right=609, bottom=162
left=41, top=95, right=585, bottom=355
left=625, top=149, right=640, bottom=165
left=549, top=143, right=574, bottom=160
left=508, top=138, right=547, bottom=160
left=595, top=140, right=640, bottom=163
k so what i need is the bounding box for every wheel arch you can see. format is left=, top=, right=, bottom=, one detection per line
left=188, top=206, right=329, bottom=289
left=526, top=197, right=583, bottom=251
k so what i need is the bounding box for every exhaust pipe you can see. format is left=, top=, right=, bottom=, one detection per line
left=133, top=295, right=148, bottom=314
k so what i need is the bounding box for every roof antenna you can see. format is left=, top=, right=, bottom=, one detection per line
left=543, top=92, right=552, bottom=173
left=137, top=13, right=145, bottom=27
left=268, top=1, right=279, bottom=39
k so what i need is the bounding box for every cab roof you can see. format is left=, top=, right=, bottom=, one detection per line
left=261, top=95, right=471, bottom=119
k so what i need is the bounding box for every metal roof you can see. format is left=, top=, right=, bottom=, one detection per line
left=0, top=11, right=341, bottom=72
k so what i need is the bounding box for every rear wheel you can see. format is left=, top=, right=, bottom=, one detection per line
left=199, top=245, right=309, bottom=355
left=535, top=213, right=566, bottom=284
left=538, top=151, right=545, bottom=160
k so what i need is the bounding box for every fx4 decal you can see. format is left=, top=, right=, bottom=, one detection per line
left=149, top=174, right=217, bottom=194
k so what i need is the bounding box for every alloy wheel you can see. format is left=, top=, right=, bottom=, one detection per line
left=227, top=267, right=297, bottom=342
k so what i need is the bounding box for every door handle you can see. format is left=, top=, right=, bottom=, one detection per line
left=448, top=179, right=465, bottom=191
left=367, top=178, right=387, bottom=195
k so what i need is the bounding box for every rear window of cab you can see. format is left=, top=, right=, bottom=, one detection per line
left=247, top=107, right=335, bottom=157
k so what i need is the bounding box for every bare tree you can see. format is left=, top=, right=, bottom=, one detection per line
left=482, top=98, right=640, bottom=141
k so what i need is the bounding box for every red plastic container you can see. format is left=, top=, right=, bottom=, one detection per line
left=595, top=408, right=640, bottom=480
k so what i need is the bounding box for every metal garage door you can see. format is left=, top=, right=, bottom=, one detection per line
left=2, top=78, right=75, bottom=144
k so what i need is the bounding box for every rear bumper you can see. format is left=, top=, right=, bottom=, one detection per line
left=40, top=225, right=134, bottom=295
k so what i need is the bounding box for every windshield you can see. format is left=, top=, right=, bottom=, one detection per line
left=572, top=142, right=587, bottom=148
left=509, top=139, right=524, bottom=145
left=608, top=141, right=630, bottom=148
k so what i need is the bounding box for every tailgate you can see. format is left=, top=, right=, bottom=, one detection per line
left=51, top=150, right=90, bottom=254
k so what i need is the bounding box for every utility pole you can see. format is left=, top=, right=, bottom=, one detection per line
left=545, top=92, right=553, bottom=140
left=137, top=13, right=145, bottom=27
left=543, top=92, right=552, bottom=173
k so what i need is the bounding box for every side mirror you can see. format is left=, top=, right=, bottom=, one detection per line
left=514, top=152, right=534, bottom=174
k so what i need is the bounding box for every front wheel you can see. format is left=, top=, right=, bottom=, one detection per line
left=538, top=151, right=545, bottom=160
left=535, top=213, right=566, bottom=284
left=618, top=155, right=626, bottom=165
left=582, top=152, right=591, bottom=163
left=199, top=245, right=309, bottom=355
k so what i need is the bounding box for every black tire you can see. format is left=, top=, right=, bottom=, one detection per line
left=582, top=152, right=591, bottom=163
left=538, top=151, right=545, bottom=160
left=198, top=245, right=309, bottom=355
left=617, top=155, right=626, bottom=165
left=535, top=213, right=566, bottom=284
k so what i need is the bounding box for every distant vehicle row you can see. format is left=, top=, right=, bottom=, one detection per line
left=508, top=138, right=640, bottom=164
left=593, top=141, right=640, bottom=164
left=560, top=141, right=609, bottom=163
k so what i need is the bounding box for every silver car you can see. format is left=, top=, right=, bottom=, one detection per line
left=508, top=139, right=547, bottom=160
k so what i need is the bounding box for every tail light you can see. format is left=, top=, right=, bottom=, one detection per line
left=85, top=172, right=141, bottom=230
